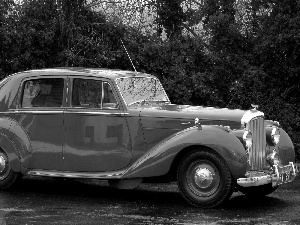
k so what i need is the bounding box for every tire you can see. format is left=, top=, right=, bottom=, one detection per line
left=177, top=149, right=234, bottom=208
left=237, top=183, right=278, bottom=197
left=0, top=150, right=20, bottom=190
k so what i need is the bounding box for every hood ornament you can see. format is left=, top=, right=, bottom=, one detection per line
left=195, top=118, right=202, bottom=130
left=251, top=104, right=258, bottom=111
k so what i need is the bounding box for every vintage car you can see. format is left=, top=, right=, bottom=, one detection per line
left=0, top=68, right=298, bottom=208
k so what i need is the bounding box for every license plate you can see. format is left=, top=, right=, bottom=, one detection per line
left=272, top=162, right=296, bottom=186
left=279, top=170, right=292, bottom=182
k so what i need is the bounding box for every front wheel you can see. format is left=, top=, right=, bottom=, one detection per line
left=177, top=150, right=234, bottom=208
left=0, top=151, right=20, bottom=190
left=237, top=183, right=278, bottom=197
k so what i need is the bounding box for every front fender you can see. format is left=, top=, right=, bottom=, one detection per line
left=122, top=126, right=248, bottom=180
left=275, top=128, right=295, bottom=165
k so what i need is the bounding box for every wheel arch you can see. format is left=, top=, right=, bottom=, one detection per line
left=0, top=117, right=31, bottom=169
left=0, top=133, right=21, bottom=172
left=122, top=126, right=248, bottom=180
left=167, top=145, right=230, bottom=182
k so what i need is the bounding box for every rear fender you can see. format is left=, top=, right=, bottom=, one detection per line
left=0, top=117, right=31, bottom=169
left=0, top=133, right=21, bottom=172
left=122, top=126, right=248, bottom=180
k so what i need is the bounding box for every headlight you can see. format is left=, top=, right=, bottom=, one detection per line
left=271, top=127, right=280, bottom=145
left=243, top=130, right=253, bottom=149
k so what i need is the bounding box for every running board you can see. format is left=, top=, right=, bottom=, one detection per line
left=28, top=170, right=126, bottom=179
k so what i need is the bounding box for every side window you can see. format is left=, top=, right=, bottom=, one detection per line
left=103, top=82, right=118, bottom=109
left=72, top=79, right=102, bottom=108
left=72, top=79, right=118, bottom=109
left=22, top=78, right=64, bottom=108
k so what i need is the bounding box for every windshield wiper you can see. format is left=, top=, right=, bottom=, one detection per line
left=127, top=100, right=146, bottom=106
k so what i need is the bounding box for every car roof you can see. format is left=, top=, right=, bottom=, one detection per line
left=9, top=68, right=156, bottom=80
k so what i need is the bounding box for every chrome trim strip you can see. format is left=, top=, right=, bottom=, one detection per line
left=14, top=110, right=64, bottom=114
left=28, top=170, right=125, bottom=179
left=140, top=115, right=236, bottom=123
left=64, top=111, right=129, bottom=116
left=4, top=111, right=17, bottom=114
left=9, top=110, right=129, bottom=116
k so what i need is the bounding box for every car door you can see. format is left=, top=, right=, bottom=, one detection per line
left=14, top=76, right=66, bottom=170
left=63, top=77, right=132, bottom=172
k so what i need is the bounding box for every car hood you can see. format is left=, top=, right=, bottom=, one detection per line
left=138, top=103, right=246, bottom=130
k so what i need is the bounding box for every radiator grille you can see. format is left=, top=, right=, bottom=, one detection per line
left=248, top=116, right=266, bottom=170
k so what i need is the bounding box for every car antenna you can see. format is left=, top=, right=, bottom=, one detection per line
left=120, top=39, right=138, bottom=75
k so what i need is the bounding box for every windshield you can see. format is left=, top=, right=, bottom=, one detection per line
left=115, top=76, right=170, bottom=106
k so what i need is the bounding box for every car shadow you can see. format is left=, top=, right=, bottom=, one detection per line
left=223, top=193, right=289, bottom=210
left=3, top=176, right=291, bottom=211
left=5, top=176, right=186, bottom=206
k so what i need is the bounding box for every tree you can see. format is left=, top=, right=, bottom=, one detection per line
left=0, top=0, right=140, bottom=75
left=0, top=0, right=15, bottom=78
left=251, top=0, right=300, bottom=154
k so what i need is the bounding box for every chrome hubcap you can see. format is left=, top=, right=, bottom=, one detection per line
left=0, top=153, right=10, bottom=180
left=0, top=155, right=6, bottom=173
left=194, top=168, right=213, bottom=188
left=187, top=162, right=220, bottom=197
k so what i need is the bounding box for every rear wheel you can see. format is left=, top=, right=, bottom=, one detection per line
left=237, top=183, right=278, bottom=196
left=0, top=151, right=20, bottom=190
left=177, top=150, right=234, bottom=208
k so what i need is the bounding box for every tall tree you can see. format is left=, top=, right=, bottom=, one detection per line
left=0, top=0, right=16, bottom=78
left=155, top=0, right=185, bottom=39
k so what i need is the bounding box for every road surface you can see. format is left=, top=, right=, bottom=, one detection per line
left=0, top=175, right=299, bottom=224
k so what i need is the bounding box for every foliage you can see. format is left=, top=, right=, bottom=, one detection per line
left=0, top=0, right=299, bottom=160
left=251, top=0, right=300, bottom=157
left=155, top=0, right=186, bottom=39
left=135, top=38, right=211, bottom=105
left=0, top=0, right=137, bottom=77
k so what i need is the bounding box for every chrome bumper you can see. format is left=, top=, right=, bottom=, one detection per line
left=237, top=162, right=299, bottom=187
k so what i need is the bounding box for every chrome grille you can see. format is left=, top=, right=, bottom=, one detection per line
left=248, top=116, right=266, bottom=170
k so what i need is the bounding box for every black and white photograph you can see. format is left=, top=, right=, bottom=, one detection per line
left=0, top=0, right=299, bottom=224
